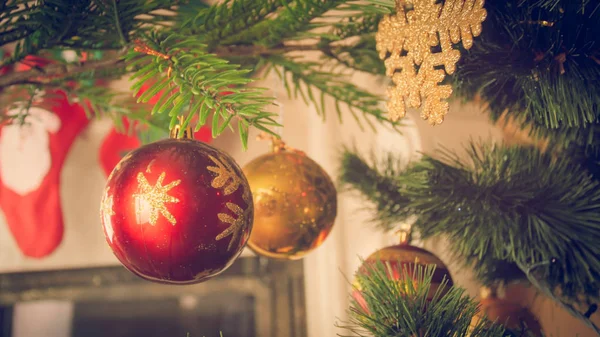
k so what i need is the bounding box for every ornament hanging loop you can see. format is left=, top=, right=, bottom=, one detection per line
left=396, top=228, right=412, bottom=245
left=170, top=116, right=194, bottom=140
left=271, top=138, right=287, bottom=153
left=257, top=132, right=305, bottom=155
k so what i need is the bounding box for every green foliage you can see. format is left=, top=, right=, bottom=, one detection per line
left=339, top=143, right=600, bottom=306
left=453, top=0, right=600, bottom=150
left=0, top=84, right=41, bottom=125
left=338, top=262, right=506, bottom=337
left=0, top=0, right=397, bottom=147
left=269, top=55, right=397, bottom=130
left=220, top=0, right=338, bottom=46
left=321, top=36, right=386, bottom=75
left=0, top=0, right=177, bottom=66
left=127, top=32, right=279, bottom=149
left=180, top=0, right=289, bottom=46
left=63, top=84, right=166, bottom=131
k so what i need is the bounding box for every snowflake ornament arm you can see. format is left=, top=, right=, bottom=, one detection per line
left=376, top=0, right=487, bottom=125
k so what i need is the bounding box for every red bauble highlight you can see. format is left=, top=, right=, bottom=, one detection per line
left=100, top=138, right=253, bottom=284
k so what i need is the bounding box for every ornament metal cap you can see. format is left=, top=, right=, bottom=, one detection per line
left=270, top=138, right=287, bottom=153
left=169, top=116, right=194, bottom=139
left=257, top=132, right=305, bottom=155
left=395, top=227, right=412, bottom=245
left=480, top=285, right=503, bottom=299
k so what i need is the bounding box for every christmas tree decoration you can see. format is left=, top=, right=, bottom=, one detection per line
left=347, top=263, right=506, bottom=337
left=243, top=139, right=337, bottom=260
left=376, top=0, right=487, bottom=125
left=352, top=232, right=452, bottom=313
left=471, top=287, right=543, bottom=336
left=100, top=122, right=253, bottom=284
left=0, top=90, right=89, bottom=258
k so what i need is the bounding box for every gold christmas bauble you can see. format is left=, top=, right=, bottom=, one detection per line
left=243, top=147, right=337, bottom=260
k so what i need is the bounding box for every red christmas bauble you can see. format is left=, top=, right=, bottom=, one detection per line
left=100, top=138, right=253, bottom=284
left=352, top=242, right=452, bottom=313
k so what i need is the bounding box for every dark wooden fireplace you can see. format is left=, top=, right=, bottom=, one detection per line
left=0, top=257, right=306, bottom=337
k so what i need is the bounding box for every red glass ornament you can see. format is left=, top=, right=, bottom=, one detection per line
left=100, top=138, right=253, bottom=284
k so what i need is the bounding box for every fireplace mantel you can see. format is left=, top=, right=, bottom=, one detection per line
left=0, top=257, right=305, bottom=337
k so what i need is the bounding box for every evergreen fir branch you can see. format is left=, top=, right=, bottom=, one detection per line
left=321, top=36, right=386, bottom=75
left=128, top=32, right=278, bottom=148
left=339, top=143, right=600, bottom=308
left=61, top=84, right=161, bottom=129
left=280, top=0, right=393, bottom=42
left=0, top=0, right=178, bottom=67
left=453, top=0, right=600, bottom=149
left=0, top=1, right=39, bottom=46
left=0, top=51, right=128, bottom=88
left=327, top=11, right=383, bottom=40
left=338, top=148, right=413, bottom=230
left=337, top=262, right=506, bottom=337
left=0, top=80, right=160, bottom=132
left=268, top=55, right=397, bottom=130
left=219, top=0, right=345, bottom=47
left=180, top=0, right=289, bottom=47
left=214, top=0, right=388, bottom=47
left=0, top=84, right=41, bottom=125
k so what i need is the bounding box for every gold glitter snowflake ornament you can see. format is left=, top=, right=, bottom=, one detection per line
left=376, top=0, right=487, bottom=125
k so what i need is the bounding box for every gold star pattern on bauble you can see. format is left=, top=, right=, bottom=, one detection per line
left=207, top=154, right=242, bottom=195
left=134, top=171, right=181, bottom=226
left=208, top=155, right=252, bottom=251
left=216, top=202, right=249, bottom=251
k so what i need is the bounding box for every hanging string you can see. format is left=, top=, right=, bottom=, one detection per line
left=271, top=66, right=285, bottom=138
left=257, top=66, right=297, bottom=152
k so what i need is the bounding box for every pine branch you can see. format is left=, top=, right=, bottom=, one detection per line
left=453, top=0, right=600, bottom=150
left=61, top=84, right=162, bottom=129
left=268, top=55, right=398, bottom=130
left=211, top=44, right=321, bottom=58
left=0, top=0, right=178, bottom=67
left=127, top=32, right=279, bottom=149
left=219, top=0, right=347, bottom=47
left=338, top=149, right=413, bottom=230
left=320, top=36, right=386, bottom=75
left=327, top=11, right=384, bottom=40
left=0, top=51, right=129, bottom=88
left=0, top=44, right=366, bottom=90
left=339, top=143, right=600, bottom=312
left=0, top=0, right=396, bottom=146
left=179, top=0, right=290, bottom=46
left=337, top=262, right=506, bottom=337
left=0, top=84, right=41, bottom=125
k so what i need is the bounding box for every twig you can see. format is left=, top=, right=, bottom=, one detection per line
left=0, top=51, right=130, bottom=88
left=211, top=44, right=322, bottom=58
left=0, top=44, right=327, bottom=90
left=111, top=0, right=128, bottom=46
left=518, top=260, right=600, bottom=336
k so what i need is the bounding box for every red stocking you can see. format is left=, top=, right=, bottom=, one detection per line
left=99, top=120, right=141, bottom=177
left=0, top=90, right=89, bottom=258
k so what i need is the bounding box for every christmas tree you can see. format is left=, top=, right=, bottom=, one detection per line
left=1, top=0, right=599, bottom=336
